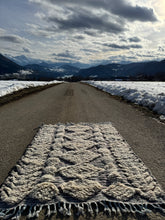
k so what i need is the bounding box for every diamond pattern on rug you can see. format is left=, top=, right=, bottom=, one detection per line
left=0, top=123, right=164, bottom=219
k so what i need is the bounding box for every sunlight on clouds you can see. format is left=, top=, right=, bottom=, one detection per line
left=0, top=0, right=164, bottom=64
left=0, top=28, right=6, bottom=34
left=152, top=0, right=165, bottom=20
left=89, top=49, right=126, bottom=62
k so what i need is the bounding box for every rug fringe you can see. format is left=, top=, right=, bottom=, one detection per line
left=0, top=201, right=164, bottom=219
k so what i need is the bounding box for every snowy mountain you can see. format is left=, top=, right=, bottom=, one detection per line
left=0, top=54, right=79, bottom=80
left=7, top=55, right=88, bottom=69
left=7, top=55, right=43, bottom=66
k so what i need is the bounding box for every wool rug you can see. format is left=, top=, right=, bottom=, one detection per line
left=0, top=123, right=164, bottom=219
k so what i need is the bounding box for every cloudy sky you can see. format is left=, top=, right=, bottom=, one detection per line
left=0, top=0, right=165, bottom=65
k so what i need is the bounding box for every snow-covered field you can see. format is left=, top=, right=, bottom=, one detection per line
left=0, top=80, right=61, bottom=97
left=86, top=81, right=165, bottom=116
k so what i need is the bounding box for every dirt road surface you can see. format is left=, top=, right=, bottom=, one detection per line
left=0, top=82, right=164, bottom=220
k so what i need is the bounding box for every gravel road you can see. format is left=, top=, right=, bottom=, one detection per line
left=0, top=82, right=164, bottom=220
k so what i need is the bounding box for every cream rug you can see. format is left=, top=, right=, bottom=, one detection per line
left=0, top=123, right=164, bottom=219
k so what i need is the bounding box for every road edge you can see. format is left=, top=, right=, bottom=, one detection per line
left=0, top=82, right=62, bottom=106
left=81, top=82, right=165, bottom=124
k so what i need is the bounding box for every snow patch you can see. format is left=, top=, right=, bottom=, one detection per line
left=0, top=80, right=61, bottom=97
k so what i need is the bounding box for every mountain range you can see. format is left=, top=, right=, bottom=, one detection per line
left=7, top=55, right=90, bottom=69
left=0, top=54, right=22, bottom=75
left=78, top=60, right=165, bottom=80
left=0, top=54, right=80, bottom=80
left=0, top=53, right=165, bottom=81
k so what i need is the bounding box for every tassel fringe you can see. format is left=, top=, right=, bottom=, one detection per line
left=0, top=201, right=164, bottom=219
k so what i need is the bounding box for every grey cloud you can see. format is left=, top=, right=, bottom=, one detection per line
left=158, top=46, right=164, bottom=52
left=129, top=37, right=141, bottom=43
left=39, top=0, right=157, bottom=22
left=23, top=47, right=30, bottom=53
left=52, top=50, right=80, bottom=60
left=0, top=35, right=25, bottom=44
left=81, top=48, right=98, bottom=53
left=30, top=0, right=157, bottom=39
left=137, top=53, right=155, bottom=58
left=81, top=48, right=99, bottom=55
left=84, top=30, right=99, bottom=37
left=104, top=43, right=130, bottom=50
left=54, top=58, right=74, bottom=63
left=47, top=9, right=125, bottom=34
left=53, top=52, right=73, bottom=58
left=130, top=44, right=142, bottom=49
left=104, top=43, right=142, bottom=50
left=119, top=37, right=127, bottom=42
left=119, top=36, right=141, bottom=43
left=109, top=0, right=157, bottom=22
left=74, top=35, right=85, bottom=40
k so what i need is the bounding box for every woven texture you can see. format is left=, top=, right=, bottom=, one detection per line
left=0, top=123, right=164, bottom=219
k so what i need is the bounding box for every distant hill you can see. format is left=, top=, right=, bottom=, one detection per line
left=77, top=60, right=165, bottom=80
left=0, top=54, right=22, bottom=75
left=25, top=63, right=79, bottom=79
